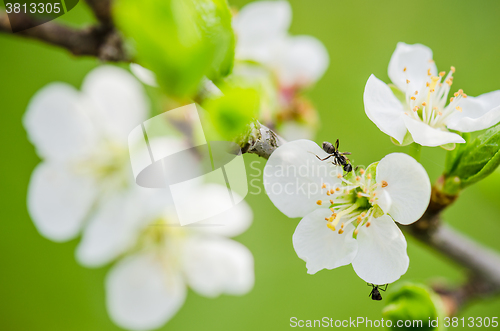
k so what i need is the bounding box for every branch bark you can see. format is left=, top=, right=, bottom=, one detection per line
left=0, top=11, right=126, bottom=61
left=239, top=121, right=286, bottom=159
left=84, top=0, right=113, bottom=26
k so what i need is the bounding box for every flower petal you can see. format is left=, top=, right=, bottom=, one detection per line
left=363, top=75, right=407, bottom=143
left=182, top=236, right=254, bottom=297
left=234, top=0, right=291, bottom=63
left=446, top=90, right=500, bottom=132
left=376, top=153, right=430, bottom=225
left=23, top=82, right=96, bottom=161
left=403, top=116, right=465, bottom=147
left=274, top=35, right=329, bottom=87
left=76, top=188, right=158, bottom=267
left=352, top=215, right=409, bottom=285
left=388, top=42, right=437, bottom=93
left=27, top=162, right=97, bottom=242
left=374, top=188, right=392, bottom=214
left=106, top=253, right=186, bottom=331
left=189, top=184, right=253, bottom=238
left=82, top=66, right=149, bottom=142
left=292, top=209, right=358, bottom=274
left=130, top=63, right=158, bottom=87
left=264, top=139, right=342, bottom=218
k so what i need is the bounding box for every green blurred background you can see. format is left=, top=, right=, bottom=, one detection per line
left=1, top=0, right=500, bottom=330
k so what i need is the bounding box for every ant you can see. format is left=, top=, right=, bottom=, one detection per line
left=368, top=283, right=388, bottom=301
left=315, top=139, right=353, bottom=172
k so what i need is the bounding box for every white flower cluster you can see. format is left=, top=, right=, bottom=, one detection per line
left=24, top=66, right=254, bottom=331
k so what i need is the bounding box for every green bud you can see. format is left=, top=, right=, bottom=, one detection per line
left=114, top=0, right=234, bottom=98
left=203, top=84, right=260, bottom=141
left=382, top=282, right=446, bottom=331
left=443, top=124, right=500, bottom=193
left=390, top=132, right=414, bottom=147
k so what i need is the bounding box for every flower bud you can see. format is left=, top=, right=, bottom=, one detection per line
left=382, top=283, right=445, bottom=331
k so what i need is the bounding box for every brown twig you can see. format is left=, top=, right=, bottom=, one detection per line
left=239, top=121, right=286, bottom=159
left=0, top=10, right=126, bottom=61
left=402, top=186, right=500, bottom=315
left=84, top=0, right=113, bottom=26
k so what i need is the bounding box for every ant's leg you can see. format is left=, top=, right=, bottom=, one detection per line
left=316, top=155, right=333, bottom=161
left=380, top=284, right=388, bottom=292
left=335, top=139, right=339, bottom=150
left=341, top=152, right=351, bottom=155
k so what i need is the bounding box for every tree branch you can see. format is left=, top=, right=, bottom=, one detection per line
left=402, top=186, right=500, bottom=315
left=0, top=11, right=126, bottom=61
left=239, top=121, right=286, bottom=159
left=84, top=0, right=113, bottom=26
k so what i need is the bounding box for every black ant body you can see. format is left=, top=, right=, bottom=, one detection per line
left=316, top=139, right=353, bottom=172
left=368, top=283, right=388, bottom=301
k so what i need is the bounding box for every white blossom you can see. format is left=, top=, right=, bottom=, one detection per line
left=364, top=42, right=500, bottom=147
left=233, top=0, right=329, bottom=89
left=25, top=65, right=255, bottom=331
left=24, top=66, right=148, bottom=241
left=93, top=185, right=254, bottom=331
left=264, top=140, right=431, bottom=284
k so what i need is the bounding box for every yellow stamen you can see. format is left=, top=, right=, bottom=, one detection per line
left=327, top=223, right=336, bottom=231
left=451, top=66, right=456, bottom=73
left=316, top=200, right=322, bottom=205
left=381, top=180, right=388, bottom=188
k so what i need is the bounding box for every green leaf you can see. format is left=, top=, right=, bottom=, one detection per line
left=114, top=0, right=235, bottom=98
left=202, top=84, right=260, bottom=141
left=382, top=283, right=446, bottom=331
left=445, top=124, right=500, bottom=191
left=443, top=132, right=470, bottom=175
